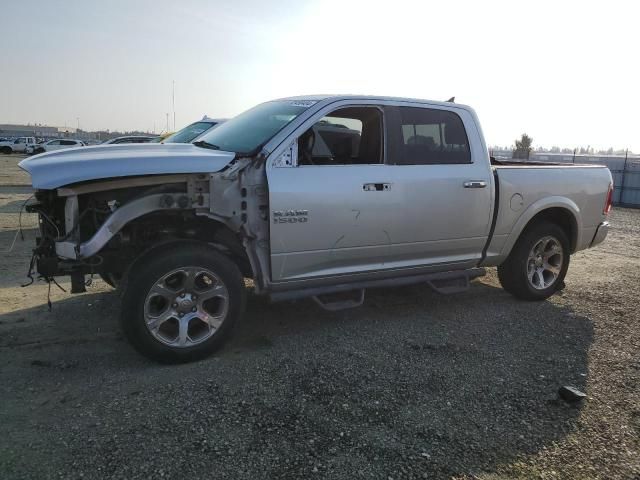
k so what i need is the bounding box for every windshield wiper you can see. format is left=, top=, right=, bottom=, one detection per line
left=193, top=140, right=221, bottom=150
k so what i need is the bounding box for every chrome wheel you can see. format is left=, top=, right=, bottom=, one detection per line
left=143, top=266, right=229, bottom=348
left=527, top=236, right=563, bottom=290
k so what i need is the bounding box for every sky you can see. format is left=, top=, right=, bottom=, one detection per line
left=1, top=0, right=638, bottom=151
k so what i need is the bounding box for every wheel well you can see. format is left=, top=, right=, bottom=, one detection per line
left=525, top=207, right=578, bottom=252
left=105, top=211, right=253, bottom=278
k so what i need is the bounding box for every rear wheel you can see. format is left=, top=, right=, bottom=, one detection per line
left=120, top=243, right=245, bottom=363
left=497, top=221, right=570, bottom=301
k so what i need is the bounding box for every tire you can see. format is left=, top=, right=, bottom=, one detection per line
left=497, top=221, right=570, bottom=301
left=120, top=242, right=246, bottom=363
left=35, top=148, right=45, bottom=154
left=1, top=146, right=11, bottom=154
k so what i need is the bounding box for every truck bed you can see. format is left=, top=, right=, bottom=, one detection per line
left=482, top=162, right=611, bottom=266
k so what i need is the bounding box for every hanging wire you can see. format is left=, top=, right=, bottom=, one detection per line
left=2, top=194, right=34, bottom=254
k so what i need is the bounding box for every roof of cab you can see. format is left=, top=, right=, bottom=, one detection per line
left=275, top=94, right=473, bottom=111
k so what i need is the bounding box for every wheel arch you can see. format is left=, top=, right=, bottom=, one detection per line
left=120, top=237, right=247, bottom=295
left=126, top=213, right=252, bottom=276
left=501, top=197, right=581, bottom=259
left=526, top=207, right=578, bottom=252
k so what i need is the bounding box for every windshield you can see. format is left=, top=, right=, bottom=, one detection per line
left=164, top=121, right=217, bottom=144
left=196, top=101, right=314, bottom=154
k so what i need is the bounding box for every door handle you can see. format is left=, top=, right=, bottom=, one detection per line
left=463, top=180, right=487, bottom=188
left=363, top=183, right=391, bottom=191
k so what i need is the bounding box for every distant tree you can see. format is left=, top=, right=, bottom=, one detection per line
left=578, top=146, right=594, bottom=155
left=513, top=133, right=533, bottom=159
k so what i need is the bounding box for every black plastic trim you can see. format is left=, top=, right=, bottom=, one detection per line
left=480, top=168, right=500, bottom=264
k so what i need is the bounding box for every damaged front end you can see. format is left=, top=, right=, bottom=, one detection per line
left=23, top=158, right=272, bottom=296
left=26, top=188, right=103, bottom=293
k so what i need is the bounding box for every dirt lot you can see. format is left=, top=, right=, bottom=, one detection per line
left=0, top=154, right=638, bottom=479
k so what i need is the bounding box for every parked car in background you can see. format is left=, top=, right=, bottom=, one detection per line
left=101, top=135, right=159, bottom=145
left=150, top=132, right=174, bottom=143
left=18, top=95, right=613, bottom=363
left=26, top=139, right=86, bottom=155
left=161, top=116, right=225, bottom=143
left=0, top=136, right=36, bottom=154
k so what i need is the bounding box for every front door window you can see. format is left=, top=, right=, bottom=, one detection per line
left=297, top=107, right=382, bottom=166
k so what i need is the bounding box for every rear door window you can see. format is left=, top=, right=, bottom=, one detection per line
left=393, top=107, right=471, bottom=165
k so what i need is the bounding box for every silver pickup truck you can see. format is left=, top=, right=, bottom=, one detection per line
left=19, top=95, right=613, bottom=362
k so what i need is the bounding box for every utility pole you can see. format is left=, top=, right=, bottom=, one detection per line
left=76, top=117, right=80, bottom=131
left=620, top=148, right=628, bottom=206
left=166, top=113, right=169, bottom=133
left=172, top=80, right=176, bottom=131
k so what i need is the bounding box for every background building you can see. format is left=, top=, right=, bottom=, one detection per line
left=0, top=124, right=98, bottom=141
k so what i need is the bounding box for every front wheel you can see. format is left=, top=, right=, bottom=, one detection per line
left=1, top=146, right=11, bottom=154
left=120, top=243, right=246, bottom=363
left=497, top=221, right=570, bottom=301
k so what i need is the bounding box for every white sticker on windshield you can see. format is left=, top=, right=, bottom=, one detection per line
left=289, top=101, right=317, bottom=107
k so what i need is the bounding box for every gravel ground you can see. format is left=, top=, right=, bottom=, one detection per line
left=0, top=155, right=638, bottom=479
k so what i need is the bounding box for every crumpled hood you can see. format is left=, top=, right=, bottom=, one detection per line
left=19, top=143, right=236, bottom=189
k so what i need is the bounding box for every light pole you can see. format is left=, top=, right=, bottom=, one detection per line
left=172, top=80, right=176, bottom=131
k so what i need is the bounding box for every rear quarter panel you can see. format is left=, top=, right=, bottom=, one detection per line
left=482, top=165, right=612, bottom=266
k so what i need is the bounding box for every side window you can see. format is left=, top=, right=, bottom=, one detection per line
left=49, top=140, right=61, bottom=145
left=298, top=107, right=382, bottom=165
left=396, top=107, right=471, bottom=165
left=61, top=140, right=75, bottom=145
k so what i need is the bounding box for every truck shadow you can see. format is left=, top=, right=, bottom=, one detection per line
left=0, top=279, right=592, bottom=478
left=233, top=281, right=592, bottom=476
